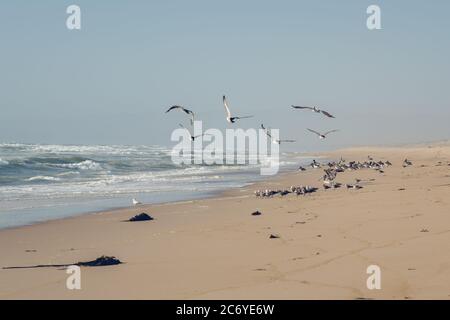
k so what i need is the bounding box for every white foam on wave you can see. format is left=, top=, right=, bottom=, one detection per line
left=0, top=158, right=9, bottom=166
left=0, top=143, right=171, bottom=156
left=54, top=160, right=103, bottom=171
left=27, top=176, right=61, bottom=182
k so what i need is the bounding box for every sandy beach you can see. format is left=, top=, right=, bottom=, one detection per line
left=0, top=143, right=449, bottom=300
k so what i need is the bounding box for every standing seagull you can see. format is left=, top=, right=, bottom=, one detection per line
left=261, top=124, right=296, bottom=145
left=132, top=198, right=142, bottom=206
left=291, top=105, right=335, bottom=118
left=166, top=105, right=195, bottom=125
left=307, top=128, right=339, bottom=140
left=179, top=124, right=210, bottom=141
left=222, top=95, right=253, bottom=123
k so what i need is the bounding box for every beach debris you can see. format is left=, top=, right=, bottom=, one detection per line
left=269, top=234, right=280, bottom=239
left=77, top=256, right=122, bottom=267
left=403, top=159, right=413, bottom=167
left=25, top=249, right=37, bottom=253
left=2, top=255, right=122, bottom=270
left=346, top=184, right=363, bottom=190
left=420, top=229, right=429, bottom=233
left=251, top=210, right=262, bottom=216
left=128, top=212, right=154, bottom=222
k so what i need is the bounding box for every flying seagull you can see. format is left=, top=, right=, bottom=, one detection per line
left=291, top=105, right=335, bottom=118
left=166, top=105, right=195, bottom=125
left=223, top=95, right=253, bottom=123
left=179, top=124, right=211, bottom=141
left=307, top=128, right=339, bottom=140
left=261, top=124, right=296, bottom=145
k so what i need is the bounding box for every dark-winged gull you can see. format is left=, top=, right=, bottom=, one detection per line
left=261, top=124, right=296, bottom=145
left=307, top=128, right=339, bottom=140
left=291, top=105, right=335, bottom=118
left=179, top=124, right=211, bottom=141
left=166, top=105, right=195, bottom=125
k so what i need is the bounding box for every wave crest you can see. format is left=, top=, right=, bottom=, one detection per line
left=53, top=160, right=102, bottom=171
left=27, top=176, right=61, bottom=182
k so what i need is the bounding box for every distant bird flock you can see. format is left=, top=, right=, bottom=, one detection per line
left=125, top=96, right=415, bottom=206
left=254, top=155, right=401, bottom=198
left=165, top=95, right=339, bottom=142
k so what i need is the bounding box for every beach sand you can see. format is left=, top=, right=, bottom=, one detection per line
left=0, top=143, right=449, bottom=300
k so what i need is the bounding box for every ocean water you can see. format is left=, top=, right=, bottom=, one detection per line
left=0, top=143, right=314, bottom=229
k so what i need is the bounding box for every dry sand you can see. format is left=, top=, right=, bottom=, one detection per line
left=0, top=143, right=449, bottom=300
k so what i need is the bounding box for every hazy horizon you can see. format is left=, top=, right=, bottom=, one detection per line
left=1, top=1, right=449, bottom=152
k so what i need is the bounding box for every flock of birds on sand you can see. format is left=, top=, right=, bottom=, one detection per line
left=254, top=157, right=415, bottom=199
left=164, top=95, right=339, bottom=143
left=131, top=96, right=415, bottom=205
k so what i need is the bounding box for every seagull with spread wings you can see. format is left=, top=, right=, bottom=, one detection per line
left=179, top=124, right=211, bottom=141
left=166, top=105, right=195, bottom=125
left=291, top=105, right=335, bottom=118
left=222, top=95, right=253, bottom=123
left=261, top=124, right=296, bottom=145
left=307, top=128, right=339, bottom=140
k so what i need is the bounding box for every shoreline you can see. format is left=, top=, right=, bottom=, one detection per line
left=1, top=142, right=449, bottom=299
left=0, top=153, right=320, bottom=232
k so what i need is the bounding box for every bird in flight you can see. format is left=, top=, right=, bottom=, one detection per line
left=307, top=128, right=339, bottom=140
left=166, top=105, right=195, bottom=125
left=261, top=124, right=296, bottom=145
left=179, top=124, right=211, bottom=141
left=223, top=95, right=253, bottom=123
left=291, top=105, right=335, bottom=118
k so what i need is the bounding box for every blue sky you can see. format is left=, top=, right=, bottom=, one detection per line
left=0, top=1, right=449, bottom=151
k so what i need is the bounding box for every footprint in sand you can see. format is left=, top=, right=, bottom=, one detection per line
left=292, top=257, right=304, bottom=261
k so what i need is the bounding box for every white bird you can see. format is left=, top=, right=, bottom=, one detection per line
left=132, top=198, right=142, bottom=206
left=291, top=105, right=335, bottom=118
left=166, top=105, right=195, bottom=125
left=307, top=128, right=339, bottom=140
left=261, top=124, right=296, bottom=144
left=179, top=124, right=211, bottom=141
left=223, top=95, right=253, bottom=123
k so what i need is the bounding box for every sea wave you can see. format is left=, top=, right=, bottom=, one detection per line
left=0, top=143, right=171, bottom=156
left=0, top=142, right=315, bottom=216
left=51, top=159, right=103, bottom=171
left=27, top=176, right=61, bottom=182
